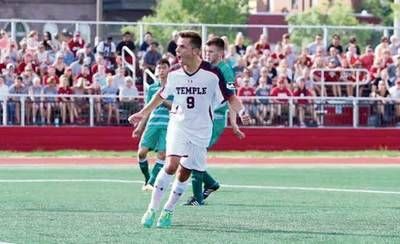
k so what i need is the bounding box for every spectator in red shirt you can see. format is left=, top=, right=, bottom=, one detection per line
left=68, top=31, right=85, bottom=57
left=76, top=65, right=93, bottom=85
left=267, top=75, right=293, bottom=125
left=360, top=45, right=375, bottom=71
left=255, top=33, right=270, bottom=55
left=325, top=58, right=341, bottom=97
left=237, top=77, right=256, bottom=125
left=42, top=66, right=59, bottom=85
left=17, top=53, right=37, bottom=75
left=293, top=76, right=318, bottom=127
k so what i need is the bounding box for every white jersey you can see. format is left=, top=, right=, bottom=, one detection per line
left=160, top=61, right=233, bottom=147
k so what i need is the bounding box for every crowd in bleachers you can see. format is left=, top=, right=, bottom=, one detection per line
left=0, top=28, right=400, bottom=126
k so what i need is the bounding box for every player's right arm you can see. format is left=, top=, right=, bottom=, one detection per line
left=128, top=91, right=164, bottom=125
left=129, top=73, right=174, bottom=125
left=131, top=114, right=149, bottom=138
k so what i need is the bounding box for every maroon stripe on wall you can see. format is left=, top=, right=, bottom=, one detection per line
left=0, top=127, right=399, bottom=151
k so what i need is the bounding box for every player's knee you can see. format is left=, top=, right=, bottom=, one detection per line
left=137, top=149, right=148, bottom=161
left=177, top=167, right=191, bottom=182
left=157, top=152, right=166, bottom=161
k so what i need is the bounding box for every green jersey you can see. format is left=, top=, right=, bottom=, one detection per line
left=213, top=60, right=235, bottom=120
left=145, top=81, right=173, bottom=129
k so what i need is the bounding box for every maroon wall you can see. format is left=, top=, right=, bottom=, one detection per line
left=0, top=127, right=399, bottom=151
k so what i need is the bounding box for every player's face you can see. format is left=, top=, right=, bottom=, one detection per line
left=204, top=45, right=220, bottom=65
left=156, top=64, right=169, bottom=80
left=176, top=37, right=197, bottom=65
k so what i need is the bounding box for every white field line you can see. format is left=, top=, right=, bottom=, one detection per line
left=0, top=179, right=399, bottom=195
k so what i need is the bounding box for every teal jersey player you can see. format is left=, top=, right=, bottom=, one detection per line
left=130, top=59, right=172, bottom=191
left=184, top=37, right=246, bottom=206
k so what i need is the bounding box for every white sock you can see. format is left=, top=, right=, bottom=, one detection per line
left=156, top=159, right=166, bottom=165
left=163, top=178, right=190, bottom=212
left=148, top=169, right=173, bottom=211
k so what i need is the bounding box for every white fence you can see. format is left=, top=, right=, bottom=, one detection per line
left=1, top=94, right=399, bottom=128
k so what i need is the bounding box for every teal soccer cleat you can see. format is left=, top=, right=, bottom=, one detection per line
left=156, top=210, right=173, bottom=228
left=141, top=208, right=156, bottom=228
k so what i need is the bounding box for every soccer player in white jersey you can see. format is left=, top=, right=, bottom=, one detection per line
left=128, top=31, right=249, bottom=228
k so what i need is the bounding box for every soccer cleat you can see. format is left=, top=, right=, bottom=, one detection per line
left=182, top=196, right=204, bottom=206
left=142, top=184, right=154, bottom=192
left=203, top=183, right=220, bottom=200
left=141, top=208, right=156, bottom=228
left=156, top=210, right=173, bottom=228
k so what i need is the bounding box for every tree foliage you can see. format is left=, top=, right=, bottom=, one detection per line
left=127, top=0, right=249, bottom=48
left=286, top=2, right=378, bottom=49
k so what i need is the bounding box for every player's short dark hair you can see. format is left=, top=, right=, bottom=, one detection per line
left=205, top=37, right=225, bottom=51
left=157, top=58, right=170, bottom=67
left=178, top=31, right=202, bottom=49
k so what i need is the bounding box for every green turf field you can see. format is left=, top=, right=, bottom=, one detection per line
left=0, top=165, right=399, bottom=243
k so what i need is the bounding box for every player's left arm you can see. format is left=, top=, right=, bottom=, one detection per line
left=228, top=105, right=245, bottom=139
left=227, top=95, right=250, bottom=125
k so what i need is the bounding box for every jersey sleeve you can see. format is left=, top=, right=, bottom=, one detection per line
left=159, top=73, right=175, bottom=99
left=216, top=68, right=234, bottom=100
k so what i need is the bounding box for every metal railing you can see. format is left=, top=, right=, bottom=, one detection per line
left=310, top=68, right=369, bottom=98
left=1, top=94, right=400, bottom=128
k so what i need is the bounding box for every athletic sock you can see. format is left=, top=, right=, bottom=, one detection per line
left=164, top=178, right=190, bottom=211
left=138, top=158, right=150, bottom=184
left=192, top=170, right=205, bottom=203
left=148, top=169, right=174, bottom=211
left=203, top=171, right=218, bottom=189
left=148, top=161, right=164, bottom=186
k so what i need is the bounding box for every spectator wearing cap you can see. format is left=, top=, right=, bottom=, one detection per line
left=142, top=41, right=162, bottom=83
left=117, top=31, right=135, bottom=55
left=119, top=76, right=139, bottom=115
left=69, top=49, right=85, bottom=78
left=267, top=75, right=293, bottom=125
left=293, top=76, right=318, bottom=127
left=97, top=36, right=116, bottom=66
left=68, top=31, right=85, bottom=57
left=327, top=34, right=343, bottom=55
